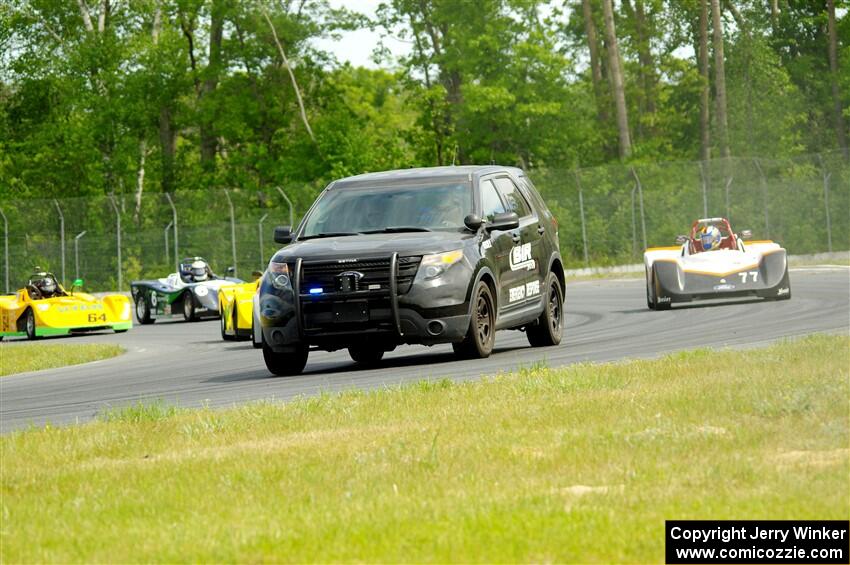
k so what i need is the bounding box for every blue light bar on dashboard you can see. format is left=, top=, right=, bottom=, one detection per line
left=309, top=287, right=324, bottom=295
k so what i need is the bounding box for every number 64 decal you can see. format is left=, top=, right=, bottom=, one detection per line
left=738, top=271, right=759, bottom=283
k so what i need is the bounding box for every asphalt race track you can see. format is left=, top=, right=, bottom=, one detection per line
left=2, top=268, right=847, bottom=432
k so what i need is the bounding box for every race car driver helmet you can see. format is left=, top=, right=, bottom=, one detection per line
left=189, top=260, right=210, bottom=282
left=699, top=225, right=722, bottom=251
left=35, top=275, right=57, bottom=297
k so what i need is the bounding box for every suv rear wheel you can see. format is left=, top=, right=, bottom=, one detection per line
left=527, top=273, right=563, bottom=347
left=453, top=281, right=495, bottom=359
left=263, top=342, right=309, bottom=376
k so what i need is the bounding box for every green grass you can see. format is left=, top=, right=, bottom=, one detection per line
left=1, top=335, right=847, bottom=562
left=0, top=343, right=124, bottom=376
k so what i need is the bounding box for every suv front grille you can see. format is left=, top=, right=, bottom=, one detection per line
left=299, top=256, right=421, bottom=296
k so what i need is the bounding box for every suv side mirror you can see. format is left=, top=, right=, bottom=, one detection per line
left=486, top=212, right=520, bottom=232
left=675, top=235, right=688, bottom=245
left=463, top=214, right=483, bottom=231
left=274, top=226, right=293, bottom=244
left=740, top=229, right=752, bottom=239
left=226, top=266, right=236, bottom=276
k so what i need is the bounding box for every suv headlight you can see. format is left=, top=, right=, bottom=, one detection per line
left=419, top=249, right=463, bottom=280
left=268, top=261, right=291, bottom=289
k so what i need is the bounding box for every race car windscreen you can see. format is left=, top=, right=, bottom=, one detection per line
left=300, top=182, right=473, bottom=237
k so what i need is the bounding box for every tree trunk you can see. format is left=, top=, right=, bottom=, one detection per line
left=133, top=139, right=147, bottom=225
left=698, top=0, right=711, bottom=161
left=159, top=106, right=175, bottom=192
left=263, top=8, right=317, bottom=145
left=826, top=0, right=849, bottom=160
left=710, top=0, right=730, bottom=158
left=581, top=0, right=608, bottom=125
left=199, top=0, right=224, bottom=169
left=600, top=0, right=632, bottom=159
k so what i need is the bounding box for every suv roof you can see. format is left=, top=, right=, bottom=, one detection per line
left=332, top=165, right=526, bottom=189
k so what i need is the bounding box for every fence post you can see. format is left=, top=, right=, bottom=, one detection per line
left=223, top=189, right=238, bottom=278
left=108, top=195, right=122, bottom=291
left=275, top=186, right=294, bottom=227
left=698, top=160, right=708, bottom=217
left=53, top=199, right=65, bottom=285
left=631, top=167, right=647, bottom=251
left=818, top=154, right=833, bottom=253
left=0, top=207, right=8, bottom=294
left=258, top=213, right=269, bottom=269
left=74, top=230, right=87, bottom=280
left=573, top=171, right=590, bottom=268
left=164, top=221, right=173, bottom=267
left=630, top=181, right=638, bottom=258
left=752, top=159, right=770, bottom=238
left=165, top=193, right=178, bottom=272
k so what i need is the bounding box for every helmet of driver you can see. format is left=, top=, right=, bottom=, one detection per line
left=190, top=260, right=209, bottom=282
left=37, top=276, right=57, bottom=297
left=699, top=225, right=722, bottom=251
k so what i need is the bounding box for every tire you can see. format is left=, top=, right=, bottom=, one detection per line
left=182, top=292, right=196, bottom=322
left=453, top=281, right=496, bottom=359
left=220, top=304, right=235, bottom=341
left=527, top=273, right=563, bottom=347
left=646, top=269, right=656, bottom=310
left=24, top=309, right=37, bottom=340
left=263, top=341, right=308, bottom=376
left=348, top=344, right=385, bottom=366
left=651, top=270, right=671, bottom=311
left=135, top=294, right=153, bottom=324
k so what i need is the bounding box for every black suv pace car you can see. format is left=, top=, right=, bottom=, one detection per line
left=257, top=166, right=565, bottom=375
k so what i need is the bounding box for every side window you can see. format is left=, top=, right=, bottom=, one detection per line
left=493, top=177, right=532, bottom=218
left=480, top=179, right=507, bottom=221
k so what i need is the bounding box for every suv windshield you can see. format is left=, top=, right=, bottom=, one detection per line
left=301, top=182, right=473, bottom=237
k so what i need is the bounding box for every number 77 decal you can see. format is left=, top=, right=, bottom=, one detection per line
left=738, top=271, right=759, bottom=283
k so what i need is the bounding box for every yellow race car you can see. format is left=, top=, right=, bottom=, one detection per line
left=0, top=271, right=132, bottom=340
left=219, top=273, right=261, bottom=341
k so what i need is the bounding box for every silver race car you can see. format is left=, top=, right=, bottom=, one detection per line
left=644, top=218, right=791, bottom=310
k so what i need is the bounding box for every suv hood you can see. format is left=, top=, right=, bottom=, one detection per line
left=272, top=231, right=474, bottom=262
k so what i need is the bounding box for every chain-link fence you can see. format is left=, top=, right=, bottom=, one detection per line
left=1, top=151, right=847, bottom=292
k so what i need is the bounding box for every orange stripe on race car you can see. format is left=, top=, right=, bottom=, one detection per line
left=682, top=263, right=761, bottom=277
left=745, top=240, right=775, bottom=245
left=645, top=246, right=681, bottom=252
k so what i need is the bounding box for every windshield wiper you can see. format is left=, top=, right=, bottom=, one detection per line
left=360, top=226, right=433, bottom=234
left=299, top=232, right=360, bottom=240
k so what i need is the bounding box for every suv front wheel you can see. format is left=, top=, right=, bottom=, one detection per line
left=263, top=342, right=309, bottom=376
left=453, top=281, right=496, bottom=359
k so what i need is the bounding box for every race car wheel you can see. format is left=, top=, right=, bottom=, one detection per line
left=135, top=295, right=153, bottom=324
left=24, top=309, right=37, bottom=340
left=263, top=342, right=308, bottom=376
left=646, top=270, right=656, bottom=310
left=453, top=281, right=495, bottom=359
left=651, top=269, right=671, bottom=311
left=348, top=345, right=385, bottom=366
left=220, top=307, right=235, bottom=341
left=182, top=292, right=196, bottom=322
left=527, top=273, right=563, bottom=347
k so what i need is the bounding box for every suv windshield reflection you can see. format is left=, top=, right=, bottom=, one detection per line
left=301, top=183, right=473, bottom=237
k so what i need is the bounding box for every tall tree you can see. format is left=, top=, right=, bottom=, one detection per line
left=698, top=0, right=711, bottom=161
left=710, top=0, right=730, bottom=158
left=581, top=0, right=608, bottom=126
left=825, top=0, right=848, bottom=160
left=600, top=0, right=632, bottom=158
